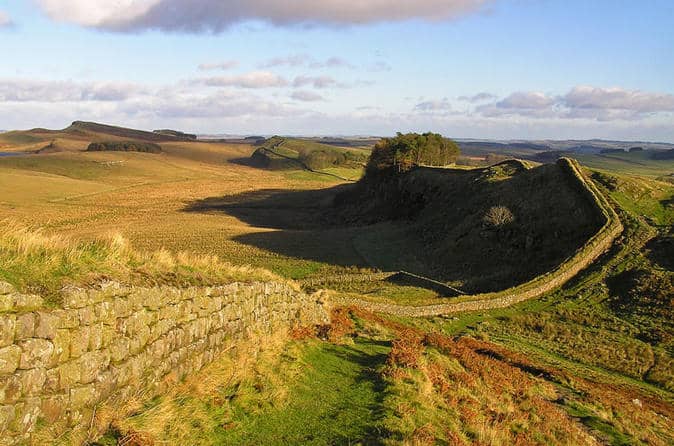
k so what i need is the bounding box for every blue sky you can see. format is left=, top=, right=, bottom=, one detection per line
left=1, top=0, right=673, bottom=141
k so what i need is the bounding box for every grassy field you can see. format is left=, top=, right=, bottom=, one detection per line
left=2, top=124, right=673, bottom=445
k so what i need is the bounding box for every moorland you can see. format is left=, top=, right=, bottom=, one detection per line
left=0, top=121, right=672, bottom=445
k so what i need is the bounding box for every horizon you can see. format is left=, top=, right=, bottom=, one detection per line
left=1, top=1, right=673, bottom=142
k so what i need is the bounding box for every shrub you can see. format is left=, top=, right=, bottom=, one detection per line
left=482, top=206, right=515, bottom=228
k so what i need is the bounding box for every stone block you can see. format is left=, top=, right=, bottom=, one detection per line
left=41, top=395, right=67, bottom=423
left=70, top=326, right=90, bottom=358
left=35, top=311, right=59, bottom=339
left=10, top=397, right=40, bottom=434
left=70, top=384, right=97, bottom=410
left=56, top=360, right=81, bottom=390
left=88, top=324, right=103, bottom=351
left=0, top=404, right=15, bottom=432
left=62, top=287, right=90, bottom=309
left=15, top=313, right=35, bottom=341
left=13, top=294, right=44, bottom=312
left=94, top=301, right=114, bottom=323
left=77, top=306, right=96, bottom=326
left=0, top=315, right=16, bottom=347
left=78, top=351, right=107, bottom=384
left=19, top=339, right=54, bottom=369
left=109, top=338, right=130, bottom=363
left=113, top=298, right=132, bottom=318
left=54, top=309, right=79, bottom=329
left=0, top=374, right=22, bottom=404
left=101, top=325, right=116, bottom=347
left=18, top=368, right=46, bottom=396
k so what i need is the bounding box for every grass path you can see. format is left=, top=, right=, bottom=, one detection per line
left=219, top=338, right=391, bottom=445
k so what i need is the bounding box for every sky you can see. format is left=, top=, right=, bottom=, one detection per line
left=0, top=0, right=673, bottom=141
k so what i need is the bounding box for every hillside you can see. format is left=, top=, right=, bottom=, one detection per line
left=333, top=159, right=603, bottom=292
left=250, top=136, right=369, bottom=172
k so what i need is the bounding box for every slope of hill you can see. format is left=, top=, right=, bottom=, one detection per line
left=335, top=160, right=604, bottom=292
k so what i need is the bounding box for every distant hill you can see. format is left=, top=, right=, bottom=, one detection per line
left=250, top=137, right=369, bottom=171
left=153, top=129, right=197, bottom=140
left=652, top=149, right=674, bottom=160
left=65, top=121, right=180, bottom=142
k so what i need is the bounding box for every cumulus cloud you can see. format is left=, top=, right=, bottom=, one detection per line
left=0, top=10, right=14, bottom=28
left=291, top=90, right=326, bottom=102
left=135, top=91, right=297, bottom=118
left=457, top=92, right=496, bottom=103
left=563, top=86, right=674, bottom=112
left=496, top=91, right=556, bottom=109
left=474, top=86, right=674, bottom=121
left=0, top=79, right=146, bottom=102
left=199, top=71, right=289, bottom=88
left=198, top=60, right=239, bottom=71
left=35, top=0, right=493, bottom=32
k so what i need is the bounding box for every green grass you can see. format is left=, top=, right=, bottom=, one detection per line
left=219, top=338, right=390, bottom=445
left=575, top=152, right=674, bottom=178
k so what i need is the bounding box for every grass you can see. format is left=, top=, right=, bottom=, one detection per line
left=2, top=125, right=673, bottom=444
left=0, top=221, right=285, bottom=306
left=97, top=322, right=392, bottom=446
left=107, top=306, right=674, bottom=446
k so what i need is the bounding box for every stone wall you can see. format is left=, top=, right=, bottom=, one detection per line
left=0, top=281, right=329, bottom=444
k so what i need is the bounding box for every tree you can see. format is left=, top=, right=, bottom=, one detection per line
left=366, top=132, right=460, bottom=177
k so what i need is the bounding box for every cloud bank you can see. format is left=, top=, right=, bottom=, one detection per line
left=474, top=86, right=674, bottom=121
left=36, top=0, right=493, bottom=32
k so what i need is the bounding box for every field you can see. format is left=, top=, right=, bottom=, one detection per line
left=1, top=124, right=673, bottom=445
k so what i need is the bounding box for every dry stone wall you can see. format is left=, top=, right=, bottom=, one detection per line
left=0, top=281, right=329, bottom=444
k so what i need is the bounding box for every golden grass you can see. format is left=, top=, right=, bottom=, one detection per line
left=0, top=220, right=289, bottom=305
left=101, top=329, right=301, bottom=446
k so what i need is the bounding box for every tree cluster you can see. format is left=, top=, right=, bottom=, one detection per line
left=365, top=132, right=460, bottom=176
left=86, top=141, right=162, bottom=154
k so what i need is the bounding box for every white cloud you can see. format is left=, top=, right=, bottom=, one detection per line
left=0, top=79, right=146, bottom=102
left=259, top=54, right=311, bottom=68
left=415, top=99, right=452, bottom=111
left=563, top=86, right=674, bottom=112
left=457, top=92, right=496, bottom=103
left=199, top=71, right=289, bottom=88
left=474, top=86, right=674, bottom=121
left=198, top=60, right=239, bottom=71
left=292, top=75, right=338, bottom=89
left=291, top=90, right=325, bottom=102
left=35, top=0, right=493, bottom=32
left=0, top=10, right=13, bottom=28
left=496, top=91, right=556, bottom=109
